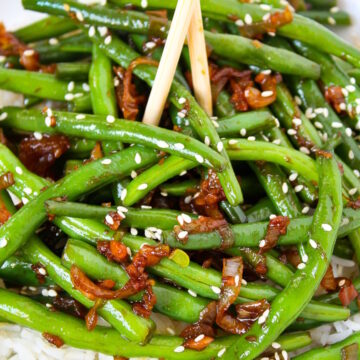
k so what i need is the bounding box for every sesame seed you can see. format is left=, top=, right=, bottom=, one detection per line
left=212, top=119, right=219, bottom=128
left=354, top=170, right=360, bottom=178
left=49, top=38, right=59, bottom=45
left=0, top=238, right=7, bottom=248
left=342, top=88, right=349, bottom=97
left=145, top=41, right=156, bottom=49
left=349, top=150, right=355, bottom=160
left=204, top=136, right=210, bottom=146
left=229, top=139, right=238, bottom=145
left=309, top=239, right=317, bottom=249
left=158, top=140, right=169, bottom=149
left=105, top=214, right=114, bottom=225
left=297, top=263, right=306, bottom=270
left=48, top=289, right=57, bottom=297
left=45, top=117, right=52, bottom=127
left=262, top=13, right=271, bottom=21
left=242, top=279, right=247, bottom=285
left=273, top=139, right=281, bottom=145
left=15, top=166, right=23, bottom=175
left=177, top=111, right=185, bottom=119
left=302, top=206, right=310, bottom=214
left=131, top=170, right=137, bottom=179
left=272, top=342, right=281, bottom=349
left=182, top=213, right=192, bottom=223
left=138, top=183, right=148, bottom=190
left=174, top=143, right=185, bottom=150
left=339, top=103, right=347, bottom=110
left=76, top=114, right=86, bottom=120
left=120, top=189, right=127, bottom=201
left=42, top=289, right=49, bottom=297
left=339, top=279, right=346, bottom=287
left=260, top=4, right=271, bottom=10
left=24, top=187, right=32, bottom=195
left=194, top=334, right=204, bottom=342
left=287, top=129, right=297, bottom=136
left=328, top=17, right=336, bottom=25
left=244, top=14, right=253, bottom=25
left=23, top=49, right=35, bottom=57
left=161, top=191, right=168, bottom=197
left=322, top=223, right=332, bottom=232
left=174, top=346, right=185, bottom=353
left=117, top=206, right=128, bottom=214
left=294, top=96, right=302, bottom=105
left=235, top=19, right=244, bottom=26
left=350, top=77, right=356, bottom=85
left=218, top=348, right=226, bottom=357
left=331, top=122, right=343, bottom=128
left=261, top=69, right=272, bottom=75
left=314, top=121, right=323, bottom=129
left=130, top=228, right=138, bottom=236
left=330, top=6, right=339, bottom=13
left=346, top=85, right=356, bottom=93
left=104, top=35, right=112, bottom=45
left=240, top=128, right=247, bottom=137
left=188, top=289, right=197, bottom=297
left=289, top=172, right=298, bottom=182
left=179, top=170, right=187, bottom=176
left=258, top=309, right=269, bottom=324
left=114, top=77, right=120, bottom=87
left=22, top=197, right=29, bottom=205
left=302, top=253, right=309, bottom=263
left=184, top=195, right=192, bottom=204
left=295, top=184, right=304, bottom=192
left=217, top=142, right=224, bottom=152
left=178, top=230, right=188, bottom=240
left=0, top=112, right=8, bottom=121
left=349, top=188, right=358, bottom=196
left=300, top=146, right=310, bottom=155
left=88, top=26, right=96, bottom=37
left=177, top=215, right=184, bottom=226
left=141, top=0, right=148, bottom=8
left=135, top=153, right=142, bottom=164
left=292, top=118, right=302, bottom=127
left=247, top=136, right=256, bottom=141
left=282, top=182, right=288, bottom=194
left=259, top=239, right=266, bottom=248
left=269, top=214, right=277, bottom=220
left=261, top=90, right=273, bottom=98
left=65, top=93, right=74, bottom=101
left=345, top=128, right=352, bottom=137
left=97, top=26, right=108, bottom=37
left=82, top=83, right=90, bottom=92
left=211, top=286, right=221, bottom=294
left=195, top=154, right=204, bottom=163
left=275, top=352, right=280, bottom=360
left=106, top=115, right=115, bottom=123
left=178, top=97, right=186, bottom=104
left=101, top=159, right=112, bottom=165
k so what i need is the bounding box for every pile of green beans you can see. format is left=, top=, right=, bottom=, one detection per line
left=0, top=0, right=359, bottom=359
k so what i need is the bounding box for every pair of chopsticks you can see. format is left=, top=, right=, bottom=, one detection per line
left=143, top=0, right=212, bottom=126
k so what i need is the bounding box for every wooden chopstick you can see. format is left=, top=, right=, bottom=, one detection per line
left=142, top=0, right=195, bottom=126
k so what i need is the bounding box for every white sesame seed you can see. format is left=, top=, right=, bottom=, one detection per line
left=65, top=93, right=74, bottom=101
left=282, top=182, right=288, bottom=194
left=261, top=90, right=273, bottom=98
left=188, top=289, right=197, bottom=297
left=218, top=348, right=226, bottom=357
left=354, top=170, right=360, bottom=178
left=120, top=189, right=127, bottom=201
left=178, top=97, right=186, bottom=105
left=42, top=289, right=49, bottom=297
left=287, top=129, right=297, bottom=136
left=322, top=223, right=332, bottom=232
left=269, top=214, right=277, bottom=220
left=0, top=112, right=8, bottom=121
left=103, top=115, right=114, bottom=125
left=89, top=26, right=96, bottom=37
left=302, top=253, right=309, bottom=263
left=294, top=96, right=302, bottom=105
left=309, top=239, right=317, bottom=249
left=235, top=19, right=244, bottom=26
left=184, top=195, right=192, bottom=204
left=244, top=14, right=253, bottom=25
left=330, top=6, right=339, bottom=13
left=339, top=103, right=347, bottom=111
left=331, top=122, right=343, bottom=128
left=212, top=119, right=219, bottom=128
left=22, top=197, right=29, bottom=205
left=247, top=136, right=256, bottom=141
left=82, top=83, right=90, bottom=92
left=130, top=227, right=138, bottom=236
left=346, top=85, right=356, bottom=93
left=229, top=139, right=238, bottom=145
left=182, top=213, right=192, bottom=223
left=240, top=128, right=247, bottom=137
left=273, top=139, right=281, bottom=145
left=179, top=170, right=187, bottom=176
left=258, top=309, right=269, bottom=324
left=294, top=185, right=304, bottom=193
left=101, top=159, right=112, bottom=165
left=262, top=13, right=271, bottom=21
left=328, top=16, right=336, bottom=25
left=174, top=143, right=185, bottom=150
left=292, top=118, right=302, bottom=127
left=135, top=153, right=141, bottom=164
left=349, top=150, right=355, bottom=160
left=314, top=122, right=323, bottom=129
left=217, top=142, right=224, bottom=152
left=259, top=239, right=266, bottom=248
left=345, top=128, right=352, bottom=137
left=23, top=49, right=35, bottom=57
left=177, top=111, right=185, bottom=119
left=302, top=206, right=310, bottom=214
left=45, top=117, right=52, bottom=127
left=15, top=166, right=23, bottom=175
left=260, top=4, right=271, bottom=10
left=211, top=286, right=221, bottom=294
left=97, top=26, right=108, bottom=37
left=138, top=183, right=148, bottom=190
left=300, top=146, right=310, bottom=155
left=0, top=56, right=5, bottom=63
left=178, top=231, right=188, bottom=240
left=342, top=88, right=349, bottom=97
left=204, top=136, right=210, bottom=146
left=349, top=188, right=358, bottom=196
left=289, top=172, right=298, bottom=182
left=105, top=214, right=114, bottom=225
left=141, top=0, right=148, bottom=8
left=0, top=238, right=7, bottom=248
left=49, top=37, right=59, bottom=46
left=339, top=279, right=346, bottom=287
left=297, top=263, right=306, bottom=270
left=158, top=140, right=169, bottom=149
left=104, top=35, right=112, bottom=45
left=350, top=77, right=356, bottom=85
left=145, top=41, right=156, bottom=49
left=76, top=114, right=86, bottom=120
left=261, top=69, right=272, bottom=75
left=195, top=154, right=204, bottom=163
left=130, top=170, right=137, bottom=179
left=174, top=346, right=185, bottom=353
left=275, top=352, right=280, bottom=360
left=24, top=187, right=32, bottom=195
left=48, top=289, right=57, bottom=297
left=272, top=342, right=281, bottom=349
left=114, top=77, right=120, bottom=87
left=177, top=215, right=184, bottom=226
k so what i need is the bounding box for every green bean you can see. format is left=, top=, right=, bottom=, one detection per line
left=45, top=200, right=191, bottom=230
left=0, top=143, right=158, bottom=264
left=298, top=10, right=351, bottom=26
left=245, top=197, right=276, bottom=223
left=348, top=68, right=360, bottom=84
left=108, top=0, right=360, bottom=66
left=14, top=15, right=76, bottom=43
left=159, top=179, right=198, bottom=197
left=68, top=138, right=96, bottom=158
left=89, top=44, right=123, bottom=155
left=219, top=201, right=248, bottom=224
left=349, top=231, right=360, bottom=266
left=55, top=62, right=90, bottom=81
left=293, top=332, right=360, bottom=360
left=62, top=239, right=208, bottom=323
left=292, top=40, right=360, bottom=131
left=305, top=0, right=337, bottom=9
left=216, top=110, right=278, bottom=137
left=22, top=236, right=155, bottom=342
left=0, top=288, right=231, bottom=359
left=0, top=69, right=91, bottom=112
left=64, top=160, right=83, bottom=175
left=215, top=91, right=236, bottom=118
left=225, top=139, right=319, bottom=183
left=1, top=107, right=226, bottom=170
left=223, top=150, right=343, bottom=359
left=277, top=331, right=312, bottom=352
